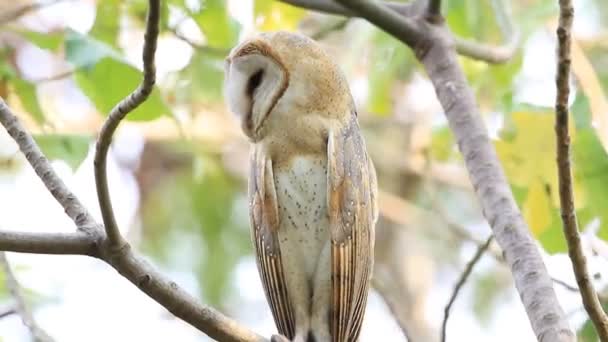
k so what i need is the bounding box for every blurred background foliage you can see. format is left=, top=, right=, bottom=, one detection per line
left=0, top=0, right=608, bottom=341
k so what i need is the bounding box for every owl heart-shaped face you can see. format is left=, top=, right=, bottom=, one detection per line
left=224, top=31, right=353, bottom=143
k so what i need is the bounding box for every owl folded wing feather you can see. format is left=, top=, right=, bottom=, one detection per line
left=249, top=146, right=296, bottom=339
left=327, top=113, right=378, bottom=342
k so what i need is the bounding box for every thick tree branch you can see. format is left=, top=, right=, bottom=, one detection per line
left=554, top=0, right=608, bottom=339
left=93, top=0, right=160, bottom=249
left=426, top=0, right=442, bottom=21
left=279, top=0, right=423, bottom=17
left=441, top=236, right=493, bottom=342
left=0, top=98, right=266, bottom=342
left=0, top=0, right=270, bottom=340
left=279, top=0, right=519, bottom=64
left=0, top=252, right=54, bottom=342
left=328, top=0, right=574, bottom=340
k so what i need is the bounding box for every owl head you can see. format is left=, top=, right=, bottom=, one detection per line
left=224, top=31, right=353, bottom=143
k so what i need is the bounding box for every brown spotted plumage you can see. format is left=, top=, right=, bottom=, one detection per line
left=225, top=31, right=378, bottom=342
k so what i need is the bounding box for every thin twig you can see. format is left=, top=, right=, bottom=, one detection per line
left=93, top=0, right=160, bottom=249
left=0, top=303, right=17, bottom=319
left=0, top=252, right=54, bottom=342
left=311, top=17, right=350, bottom=40
left=169, top=25, right=229, bottom=56
left=441, top=236, right=493, bottom=342
left=554, top=0, right=608, bottom=339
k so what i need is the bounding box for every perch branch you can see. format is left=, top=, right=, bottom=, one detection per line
left=0, top=0, right=269, bottom=340
left=93, top=0, right=160, bottom=249
left=0, top=252, right=54, bottom=342
left=326, top=0, right=574, bottom=340
left=554, top=0, right=608, bottom=339
left=441, top=236, right=493, bottom=342
left=0, top=97, right=267, bottom=342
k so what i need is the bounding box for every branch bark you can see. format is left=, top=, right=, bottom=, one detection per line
left=0, top=0, right=269, bottom=340
left=279, top=0, right=519, bottom=64
left=93, top=0, right=160, bottom=249
left=554, top=0, right=608, bottom=339
left=320, top=0, right=574, bottom=340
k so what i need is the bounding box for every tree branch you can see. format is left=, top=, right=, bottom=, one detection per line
left=554, top=0, right=608, bottom=339
left=93, top=0, right=160, bottom=249
left=0, top=231, right=97, bottom=255
left=0, top=100, right=98, bottom=232
left=0, top=0, right=270, bottom=340
left=0, top=303, right=17, bottom=320
left=0, top=252, right=54, bottom=342
left=426, top=0, right=442, bottom=21
left=441, top=236, right=493, bottom=342
left=279, top=0, right=423, bottom=17
left=279, top=0, right=519, bottom=64
left=328, top=0, right=574, bottom=340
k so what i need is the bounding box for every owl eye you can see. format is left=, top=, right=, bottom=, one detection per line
left=246, top=69, right=265, bottom=97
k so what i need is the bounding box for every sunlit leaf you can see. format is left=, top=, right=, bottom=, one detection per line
left=74, top=57, right=169, bottom=121
left=178, top=51, right=224, bottom=102
left=193, top=0, right=240, bottom=49
left=495, top=111, right=583, bottom=208
left=430, top=127, right=455, bottom=161
left=34, top=134, right=90, bottom=169
left=65, top=30, right=120, bottom=67
left=12, top=78, right=45, bottom=126
left=367, top=30, right=411, bottom=116
left=254, top=0, right=306, bottom=31
left=90, top=0, right=121, bottom=47
left=573, top=129, right=608, bottom=240
left=523, top=179, right=552, bottom=237
left=19, top=30, right=64, bottom=52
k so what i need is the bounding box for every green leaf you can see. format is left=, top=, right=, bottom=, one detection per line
left=573, top=129, right=608, bottom=241
left=178, top=51, right=224, bottom=102
left=65, top=30, right=120, bottom=68
left=90, top=0, right=121, bottom=47
left=19, top=30, right=64, bottom=52
left=193, top=0, right=240, bottom=49
left=34, top=134, right=90, bottom=169
left=577, top=298, right=608, bottom=341
left=74, top=57, right=169, bottom=121
left=430, top=127, right=455, bottom=161
left=12, top=78, right=45, bottom=125
left=366, top=30, right=412, bottom=116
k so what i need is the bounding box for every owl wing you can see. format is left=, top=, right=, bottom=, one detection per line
left=249, top=145, right=296, bottom=339
left=327, top=113, right=378, bottom=341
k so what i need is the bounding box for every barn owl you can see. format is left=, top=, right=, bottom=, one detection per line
left=224, top=31, right=378, bottom=342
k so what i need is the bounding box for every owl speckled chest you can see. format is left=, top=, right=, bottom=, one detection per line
left=274, top=156, right=329, bottom=279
